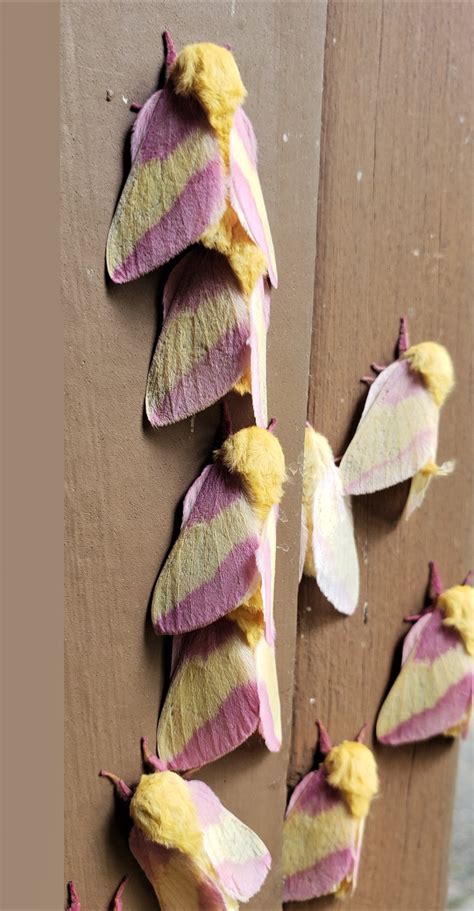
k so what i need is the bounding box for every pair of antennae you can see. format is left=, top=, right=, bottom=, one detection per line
left=317, top=720, right=368, bottom=756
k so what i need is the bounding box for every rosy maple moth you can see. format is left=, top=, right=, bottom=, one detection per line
left=106, top=33, right=276, bottom=428
left=300, top=423, right=359, bottom=615
left=66, top=879, right=126, bottom=910
left=376, top=561, right=474, bottom=745
left=100, top=740, right=271, bottom=910
left=339, top=317, right=455, bottom=517
left=153, top=423, right=285, bottom=768
left=283, top=722, right=378, bottom=902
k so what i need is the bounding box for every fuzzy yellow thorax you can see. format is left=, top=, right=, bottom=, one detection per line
left=201, top=206, right=267, bottom=298
left=217, top=427, right=286, bottom=520
left=228, top=586, right=265, bottom=647
left=171, top=43, right=246, bottom=167
left=439, top=584, right=474, bottom=656
left=130, top=771, right=203, bottom=855
left=324, top=741, right=379, bottom=820
left=405, top=342, right=455, bottom=407
left=302, top=427, right=333, bottom=577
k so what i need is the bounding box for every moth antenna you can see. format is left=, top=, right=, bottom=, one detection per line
left=163, top=30, right=178, bottom=68
left=67, top=881, right=81, bottom=911
left=130, top=101, right=143, bottom=113
left=398, top=315, right=410, bottom=355
left=317, top=720, right=332, bottom=756
left=428, top=560, right=444, bottom=600
left=99, top=770, right=133, bottom=801
left=112, top=877, right=128, bottom=911
left=267, top=417, right=277, bottom=432
left=141, top=736, right=167, bottom=772
left=462, top=569, right=474, bottom=587
left=355, top=722, right=368, bottom=743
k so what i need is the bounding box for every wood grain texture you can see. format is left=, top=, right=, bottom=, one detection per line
left=288, top=2, right=473, bottom=910
left=63, top=2, right=326, bottom=908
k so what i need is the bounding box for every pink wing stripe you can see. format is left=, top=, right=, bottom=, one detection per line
left=138, top=88, right=209, bottom=165
left=183, top=464, right=244, bottom=528
left=412, top=608, right=463, bottom=662
left=170, top=620, right=237, bottom=666
left=231, top=160, right=277, bottom=288
left=231, top=110, right=277, bottom=287
left=181, top=466, right=213, bottom=528
left=343, top=427, right=436, bottom=495
left=165, top=680, right=261, bottom=770
left=187, top=780, right=224, bottom=828
left=130, top=91, right=162, bottom=162
left=148, top=324, right=250, bottom=427
left=283, top=848, right=355, bottom=902
left=154, top=536, right=260, bottom=634
left=287, top=769, right=342, bottom=818
left=369, top=360, right=426, bottom=408
left=111, top=159, right=223, bottom=282
left=257, top=678, right=281, bottom=751
left=379, top=674, right=473, bottom=745
left=215, top=854, right=271, bottom=901
left=162, top=248, right=248, bottom=318
left=401, top=613, right=434, bottom=665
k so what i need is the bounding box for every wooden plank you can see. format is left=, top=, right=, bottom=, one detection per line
left=288, top=1, right=473, bottom=909
left=63, top=2, right=326, bottom=908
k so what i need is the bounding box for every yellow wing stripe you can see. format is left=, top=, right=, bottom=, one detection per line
left=157, top=630, right=255, bottom=759
left=376, top=646, right=471, bottom=737
left=107, top=131, right=218, bottom=273
left=152, top=497, right=257, bottom=622
left=147, top=288, right=246, bottom=405
left=283, top=805, right=355, bottom=877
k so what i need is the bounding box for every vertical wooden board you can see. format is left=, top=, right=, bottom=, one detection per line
left=63, top=2, right=326, bottom=908
left=288, top=1, right=472, bottom=910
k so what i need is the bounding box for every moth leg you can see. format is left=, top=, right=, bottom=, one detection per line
left=130, top=102, right=143, bottom=112
left=370, top=362, right=387, bottom=373
left=99, top=770, right=133, bottom=801
left=112, top=877, right=128, bottom=911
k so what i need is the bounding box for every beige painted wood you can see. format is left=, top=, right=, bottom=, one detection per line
left=63, top=2, right=326, bottom=908
left=288, top=2, right=473, bottom=910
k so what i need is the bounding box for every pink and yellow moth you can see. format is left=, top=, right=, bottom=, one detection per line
left=376, top=561, right=474, bottom=745
left=300, top=423, right=359, bottom=615
left=283, top=722, right=379, bottom=902
left=66, top=878, right=127, bottom=910
left=339, top=316, right=455, bottom=517
left=152, top=422, right=285, bottom=768
left=106, top=33, right=276, bottom=428
left=100, top=739, right=271, bottom=910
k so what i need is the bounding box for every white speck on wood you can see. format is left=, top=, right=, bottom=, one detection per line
left=309, top=697, right=316, bottom=705
left=305, top=606, right=312, bottom=612
left=122, top=94, right=128, bottom=105
left=230, top=0, right=236, bottom=16
left=332, top=37, right=337, bottom=45
left=283, top=133, right=289, bottom=143
left=412, top=248, right=420, bottom=257
left=458, top=114, right=466, bottom=124
left=356, top=170, right=363, bottom=182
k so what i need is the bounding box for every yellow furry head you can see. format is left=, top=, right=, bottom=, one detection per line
left=439, top=584, right=474, bottom=656
left=217, top=426, right=286, bottom=520
left=324, top=741, right=379, bottom=820
left=405, top=342, right=455, bottom=407
left=228, top=585, right=264, bottom=647
left=171, top=43, right=246, bottom=164
left=130, top=771, right=203, bottom=855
